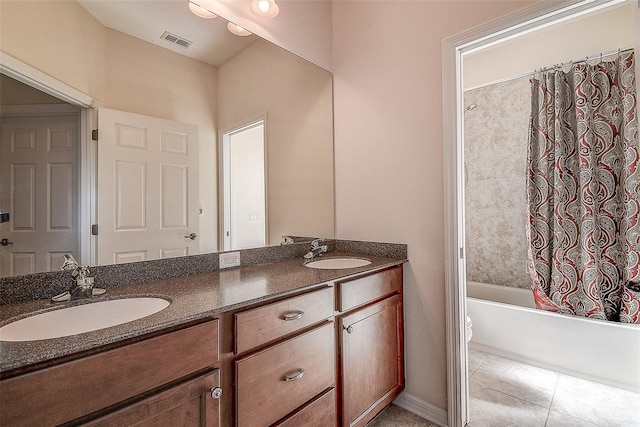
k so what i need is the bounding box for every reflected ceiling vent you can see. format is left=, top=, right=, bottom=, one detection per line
left=160, top=31, right=192, bottom=49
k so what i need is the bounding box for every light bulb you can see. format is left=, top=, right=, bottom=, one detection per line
left=188, top=1, right=217, bottom=19
left=227, top=22, right=252, bottom=37
left=250, top=0, right=279, bottom=18
left=258, top=0, right=270, bottom=13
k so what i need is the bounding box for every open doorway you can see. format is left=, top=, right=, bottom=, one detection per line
left=0, top=75, right=82, bottom=276
left=444, top=0, right=638, bottom=426
left=219, top=117, right=267, bottom=251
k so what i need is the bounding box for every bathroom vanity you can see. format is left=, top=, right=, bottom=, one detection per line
left=0, top=245, right=405, bottom=427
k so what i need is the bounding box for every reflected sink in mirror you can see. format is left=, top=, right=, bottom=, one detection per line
left=305, top=257, right=372, bottom=270
left=0, top=297, right=170, bottom=342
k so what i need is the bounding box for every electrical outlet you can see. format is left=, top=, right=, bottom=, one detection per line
left=219, top=251, right=240, bottom=268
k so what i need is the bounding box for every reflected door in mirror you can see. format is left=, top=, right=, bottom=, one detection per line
left=97, top=108, right=199, bottom=265
left=221, top=119, right=266, bottom=251
left=0, top=114, right=79, bottom=277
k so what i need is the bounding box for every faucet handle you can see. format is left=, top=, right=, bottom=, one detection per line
left=61, top=254, right=79, bottom=271
left=311, top=238, right=325, bottom=248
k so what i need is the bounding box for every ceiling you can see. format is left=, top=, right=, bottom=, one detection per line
left=77, top=0, right=257, bottom=67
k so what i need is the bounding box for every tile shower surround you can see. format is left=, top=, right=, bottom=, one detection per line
left=464, top=76, right=531, bottom=290
left=0, top=239, right=407, bottom=306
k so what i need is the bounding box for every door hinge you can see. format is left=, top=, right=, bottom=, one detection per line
left=92, top=129, right=98, bottom=141
left=91, top=224, right=98, bottom=235
left=459, top=247, right=464, bottom=259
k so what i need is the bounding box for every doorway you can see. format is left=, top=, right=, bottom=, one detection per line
left=443, top=0, right=637, bottom=426
left=0, top=76, right=82, bottom=277
left=220, top=117, right=267, bottom=251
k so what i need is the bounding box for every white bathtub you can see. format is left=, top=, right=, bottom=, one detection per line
left=467, top=281, right=640, bottom=393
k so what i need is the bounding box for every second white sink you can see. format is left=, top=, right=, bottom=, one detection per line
left=305, top=257, right=372, bottom=269
left=0, top=297, right=170, bottom=342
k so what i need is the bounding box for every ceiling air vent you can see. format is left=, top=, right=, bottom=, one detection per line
left=160, top=31, right=192, bottom=49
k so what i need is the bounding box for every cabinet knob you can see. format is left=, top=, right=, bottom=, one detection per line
left=210, top=387, right=223, bottom=399
left=282, top=311, right=304, bottom=321
left=345, top=325, right=354, bottom=334
left=283, top=369, right=305, bottom=382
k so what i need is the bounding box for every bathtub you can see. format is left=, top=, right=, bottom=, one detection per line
left=467, top=281, right=640, bottom=393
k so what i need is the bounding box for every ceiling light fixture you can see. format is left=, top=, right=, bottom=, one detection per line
left=227, top=22, right=252, bottom=36
left=250, top=0, right=279, bottom=18
left=188, top=1, right=217, bottom=19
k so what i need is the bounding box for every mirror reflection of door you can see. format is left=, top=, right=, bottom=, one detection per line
left=0, top=105, right=80, bottom=277
left=97, top=108, right=200, bottom=265
left=221, top=118, right=267, bottom=251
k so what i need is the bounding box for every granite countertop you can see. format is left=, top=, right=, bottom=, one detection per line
left=0, top=252, right=405, bottom=374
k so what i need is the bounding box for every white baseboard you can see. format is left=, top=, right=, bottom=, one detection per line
left=393, top=391, right=448, bottom=426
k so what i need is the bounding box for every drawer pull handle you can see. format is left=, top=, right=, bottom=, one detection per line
left=210, top=387, right=223, bottom=399
left=283, top=369, right=305, bottom=382
left=282, top=311, right=304, bottom=321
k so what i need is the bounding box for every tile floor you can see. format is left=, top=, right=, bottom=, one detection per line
left=468, top=349, right=640, bottom=427
left=371, top=350, right=640, bottom=426
left=368, top=404, right=437, bottom=427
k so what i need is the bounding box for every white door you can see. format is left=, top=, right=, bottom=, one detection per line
left=0, top=115, right=79, bottom=277
left=97, top=108, right=199, bottom=265
left=221, top=120, right=266, bottom=250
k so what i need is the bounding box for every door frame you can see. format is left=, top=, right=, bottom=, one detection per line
left=218, top=113, right=268, bottom=251
left=442, top=0, right=635, bottom=426
left=1, top=52, right=98, bottom=266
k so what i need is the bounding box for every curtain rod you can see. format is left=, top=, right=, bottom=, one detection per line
left=534, top=46, right=635, bottom=74
left=465, top=46, right=635, bottom=92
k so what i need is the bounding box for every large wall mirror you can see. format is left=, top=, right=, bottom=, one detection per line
left=0, top=0, right=334, bottom=278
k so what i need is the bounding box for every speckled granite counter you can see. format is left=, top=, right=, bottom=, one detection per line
left=0, top=250, right=406, bottom=374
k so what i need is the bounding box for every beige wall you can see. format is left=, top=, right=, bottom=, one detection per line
left=217, top=39, right=334, bottom=244
left=1, top=0, right=219, bottom=252
left=0, top=0, right=106, bottom=99
left=464, top=2, right=638, bottom=89
left=332, top=0, right=536, bottom=414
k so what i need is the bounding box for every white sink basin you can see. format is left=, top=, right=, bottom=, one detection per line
left=0, top=297, right=170, bottom=342
left=305, top=257, right=372, bottom=270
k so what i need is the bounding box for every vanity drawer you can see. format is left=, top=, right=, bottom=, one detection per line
left=235, top=286, right=334, bottom=354
left=275, top=387, right=336, bottom=427
left=236, top=322, right=335, bottom=427
left=0, top=319, right=219, bottom=427
left=338, top=265, right=402, bottom=312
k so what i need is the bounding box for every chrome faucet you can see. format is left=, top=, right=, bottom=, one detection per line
left=281, top=235, right=295, bottom=245
left=52, top=254, right=106, bottom=302
left=303, top=239, right=328, bottom=260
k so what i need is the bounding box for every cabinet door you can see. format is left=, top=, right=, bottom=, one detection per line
left=84, top=370, right=221, bottom=427
left=236, top=323, right=335, bottom=427
left=339, top=295, right=404, bottom=427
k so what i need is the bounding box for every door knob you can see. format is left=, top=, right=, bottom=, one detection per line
left=184, top=233, right=197, bottom=240
left=210, top=387, right=223, bottom=399
left=0, top=239, right=13, bottom=246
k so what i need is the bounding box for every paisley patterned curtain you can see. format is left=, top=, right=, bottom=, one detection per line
left=526, top=50, right=640, bottom=323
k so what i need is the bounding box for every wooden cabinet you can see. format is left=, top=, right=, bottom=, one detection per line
left=337, top=266, right=404, bottom=427
left=234, top=285, right=336, bottom=427
left=236, top=323, right=335, bottom=426
left=337, top=266, right=402, bottom=312
left=275, top=387, right=337, bottom=427
left=0, top=320, right=219, bottom=427
left=84, top=369, right=222, bottom=427
left=235, top=286, right=334, bottom=354
left=0, top=263, right=404, bottom=427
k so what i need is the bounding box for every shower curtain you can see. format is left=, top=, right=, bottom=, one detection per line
left=526, top=50, right=640, bottom=323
